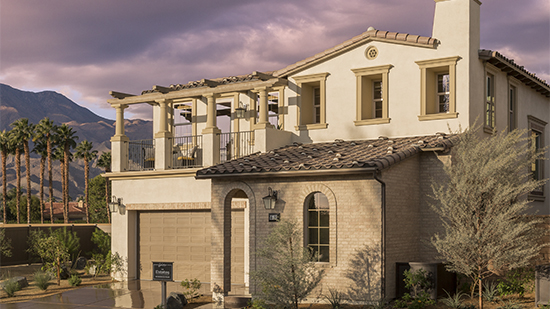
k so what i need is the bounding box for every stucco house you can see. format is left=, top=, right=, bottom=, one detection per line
left=105, top=0, right=549, bottom=302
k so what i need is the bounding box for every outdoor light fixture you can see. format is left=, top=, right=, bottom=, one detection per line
left=262, top=187, right=278, bottom=210
left=109, top=196, right=125, bottom=214
left=235, top=102, right=247, bottom=119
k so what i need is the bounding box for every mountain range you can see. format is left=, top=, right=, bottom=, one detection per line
left=0, top=83, right=152, bottom=200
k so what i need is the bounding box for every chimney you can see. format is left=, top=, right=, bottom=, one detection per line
left=432, top=0, right=481, bottom=54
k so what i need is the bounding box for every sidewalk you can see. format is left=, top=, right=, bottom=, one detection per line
left=0, top=280, right=212, bottom=309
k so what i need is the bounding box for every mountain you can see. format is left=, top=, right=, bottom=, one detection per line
left=0, top=83, right=153, bottom=200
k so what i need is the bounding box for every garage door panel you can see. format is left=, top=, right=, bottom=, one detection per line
left=139, top=210, right=244, bottom=285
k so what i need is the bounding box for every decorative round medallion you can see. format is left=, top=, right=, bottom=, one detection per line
left=365, top=46, right=378, bottom=60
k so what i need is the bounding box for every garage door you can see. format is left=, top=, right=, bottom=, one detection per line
left=139, top=210, right=245, bottom=286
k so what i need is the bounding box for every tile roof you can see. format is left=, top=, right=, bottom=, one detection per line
left=140, top=71, right=275, bottom=95
left=479, top=49, right=550, bottom=97
left=43, top=202, right=87, bottom=218
left=196, top=133, right=456, bottom=178
left=273, top=28, right=438, bottom=78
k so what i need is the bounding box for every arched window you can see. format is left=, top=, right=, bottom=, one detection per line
left=305, top=192, right=329, bottom=262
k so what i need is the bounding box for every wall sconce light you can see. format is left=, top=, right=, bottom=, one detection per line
left=235, top=102, right=247, bottom=119
left=262, top=187, right=278, bottom=210
left=109, top=196, right=125, bottom=215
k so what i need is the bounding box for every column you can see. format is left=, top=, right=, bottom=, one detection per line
left=111, top=104, right=129, bottom=172
left=202, top=94, right=221, bottom=166
left=255, top=87, right=272, bottom=129
left=155, top=99, right=172, bottom=170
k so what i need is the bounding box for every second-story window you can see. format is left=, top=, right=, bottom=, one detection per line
left=485, top=73, right=495, bottom=129
left=373, top=80, right=383, bottom=118
left=437, top=73, right=450, bottom=113
left=509, top=85, right=516, bottom=131
left=313, top=87, right=321, bottom=124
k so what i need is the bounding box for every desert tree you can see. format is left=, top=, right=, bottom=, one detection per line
left=32, top=139, right=48, bottom=223
left=11, top=118, right=35, bottom=224
left=97, top=151, right=111, bottom=223
left=429, top=126, right=548, bottom=309
left=0, top=129, right=14, bottom=224
left=56, top=124, right=78, bottom=223
left=75, top=140, right=97, bottom=223
left=35, top=118, right=57, bottom=223
left=250, top=219, right=325, bottom=309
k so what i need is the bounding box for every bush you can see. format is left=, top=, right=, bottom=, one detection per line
left=68, top=274, right=82, bottom=287
left=324, top=287, right=346, bottom=309
left=180, top=278, right=201, bottom=302
left=394, top=269, right=435, bottom=309
left=248, top=299, right=267, bottom=309
left=440, top=290, right=466, bottom=309
left=3, top=278, right=21, bottom=297
left=497, top=268, right=534, bottom=297
left=482, top=281, right=500, bottom=303
left=34, top=270, right=51, bottom=290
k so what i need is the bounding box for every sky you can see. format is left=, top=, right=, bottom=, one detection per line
left=1, top=0, right=549, bottom=121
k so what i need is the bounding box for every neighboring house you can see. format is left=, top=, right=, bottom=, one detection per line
left=43, top=200, right=87, bottom=222
left=105, top=0, right=549, bottom=301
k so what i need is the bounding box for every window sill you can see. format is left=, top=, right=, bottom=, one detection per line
left=528, top=192, right=545, bottom=202
left=295, top=123, right=328, bottom=131
left=418, top=112, right=458, bottom=121
left=354, top=118, right=391, bottom=126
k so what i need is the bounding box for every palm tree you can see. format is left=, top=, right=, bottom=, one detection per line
left=75, top=140, right=97, bottom=223
left=11, top=118, right=35, bottom=224
left=9, top=122, right=26, bottom=224
left=56, top=124, right=78, bottom=223
left=32, top=139, right=48, bottom=224
left=53, top=147, right=66, bottom=222
left=0, top=129, right=14, bottom=224
left=35, top=118, right=57, bottom=223
left=97, top=152, right=111, bottom=223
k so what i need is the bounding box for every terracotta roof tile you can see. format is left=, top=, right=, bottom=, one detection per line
left=196, top=134, right=456, bottom=178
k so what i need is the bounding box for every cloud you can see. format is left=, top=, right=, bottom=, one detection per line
left=0, top=0, right=548, bottom=121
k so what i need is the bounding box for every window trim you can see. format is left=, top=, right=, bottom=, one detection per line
left=508, top=80, right=518, bottom=132
left=528, top=115, right=547, bottom=201
left=293, top=72, right=329, bottom=131
left=484, top=70, right=497, bottom=133
left=351, top=64, right=392, bottom=126
left=416, top=56, right=460, bottom=121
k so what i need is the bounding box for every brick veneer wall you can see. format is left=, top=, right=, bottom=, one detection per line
left=211, top=175, right=384, bottom=300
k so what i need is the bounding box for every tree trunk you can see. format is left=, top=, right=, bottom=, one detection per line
left=60, top=160, right=65, bottom=223
left=57, top=255, right=61, bottom=286
left=40, top=157, right=45, bottom=224
left=64, top=143, right=69, bottom=224
left=24, top=142, right=31, bottom=224
left=479, top=273, right=483, bottom=309
left=47, top=139, right=53, bottom=224
left=15, top=148, right=21, bottom=224
left=2, top=150, right=7, bottom=224
left=84, top=157, right=89, bottom=223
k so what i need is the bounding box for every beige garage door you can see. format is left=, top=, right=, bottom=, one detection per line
left=139, top=210, right=245, bottom=286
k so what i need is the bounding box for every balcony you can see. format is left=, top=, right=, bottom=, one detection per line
left=219, top=131, right=254, bottom=162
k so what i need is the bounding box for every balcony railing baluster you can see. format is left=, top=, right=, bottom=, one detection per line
left=172, top=135, right=203, bottom=168
left=219, top=131, right=254, bottom=162
left=128, top=139, right=155, bottom=171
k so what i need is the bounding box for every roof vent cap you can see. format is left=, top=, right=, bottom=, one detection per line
left=367, top=26, right=376, bottom=31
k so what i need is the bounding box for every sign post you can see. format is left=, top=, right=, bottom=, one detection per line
left=153, top=262, right=173, bottom=308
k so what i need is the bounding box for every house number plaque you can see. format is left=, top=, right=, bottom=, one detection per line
left=268, top=213, right=280, bottom=222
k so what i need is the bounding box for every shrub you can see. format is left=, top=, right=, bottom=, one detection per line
left=68, top=274, right=82, bottom=287
left=324, top=287, right=346, bottom=309
left=248, top=299, right=267, bottom=309
left=180, top=278, right=202, bottom=302
left=3, top=278, right=20, bottom=297
left=34, top=270, right=51, bottom=290
left=497, top=268, right=534, bottom=298
left=394, top=269, right=435, bottom=309
left=482, top=281, right=500, bottom=303
left=496, top=300, right=522, bottom=309
left=440, top=290, right=466, bottom=309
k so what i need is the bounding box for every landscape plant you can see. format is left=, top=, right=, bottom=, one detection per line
left=34, top=270, right=51, bottom=290
left=394, top=269, right=435, bottom=309
left=68, top=274, right=82, bottom=286
left=180, top=278, right=202, bottom=302
left=482, top=281, right=500, bottom=303
left=2, top=277, right=21, bottom=297
left=0, top=228, right=13, bottom=257
left=429, top=125, right=548, bottom=309
left=440, top=290, right=466, bottom=309
left=496, top=268, right=534, bottom=298
left=27, top=229, right=70, bottom=285
left=324, top=287, right=346, bottom=309
left=250, top=219, right=325, bottom=309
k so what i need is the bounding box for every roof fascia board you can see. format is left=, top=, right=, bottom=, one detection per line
left=108, top=78, right=288, bottom=105
left=195, top=167, right=378, bottom=179
left=277, top=37, right=437, bottom=78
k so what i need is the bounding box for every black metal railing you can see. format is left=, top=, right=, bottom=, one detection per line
left=219, top=131, right=254, bottom=162
left=172, top=135, right=203, bottom=168
left=128, top=139, right=155, bottom=171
